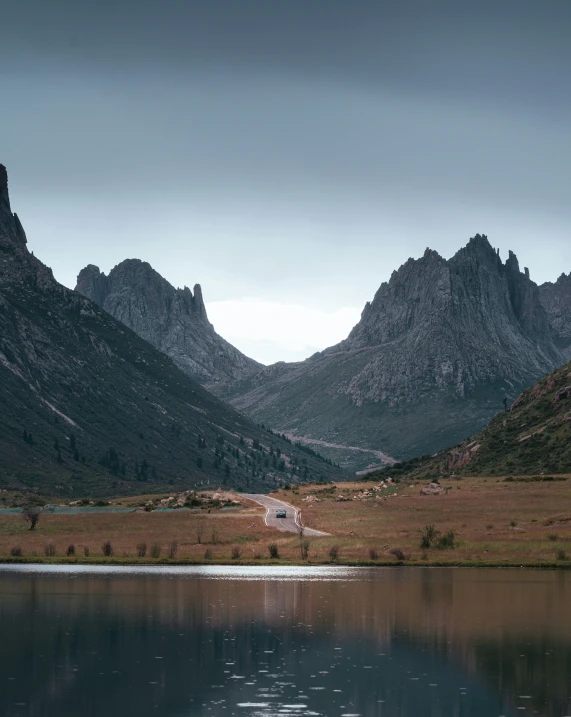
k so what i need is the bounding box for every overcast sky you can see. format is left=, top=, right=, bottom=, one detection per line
left=1, top=1, right=570, bottom=363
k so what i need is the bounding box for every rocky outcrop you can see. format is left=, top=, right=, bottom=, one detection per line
left=0, top=164, right=341, bottom=494
left=539, top=273, right=571, bottom=360
left=419, top=483, right=448, bottom=496
left=217, top=235, right=568, bottom=469
left=76, top=260, right=261, bottom=385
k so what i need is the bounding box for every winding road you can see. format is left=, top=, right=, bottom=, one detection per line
left=241, top=494, right=330, bottom=537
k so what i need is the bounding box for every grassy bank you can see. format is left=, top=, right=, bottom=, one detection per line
left=1, top=476, right=571, bottom=568
left=2, top=556, right=571, bottom=569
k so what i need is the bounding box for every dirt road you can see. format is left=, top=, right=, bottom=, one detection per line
left=241, top=494, right=330, bottom=537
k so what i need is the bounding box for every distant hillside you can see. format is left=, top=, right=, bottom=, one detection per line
left=216, top=236, right=567, bottom=470
left=76, top=260, right=261, bottom=386
left=371, top=360, right=571, bottom=481
left=0, top=164, right=343, bottom=496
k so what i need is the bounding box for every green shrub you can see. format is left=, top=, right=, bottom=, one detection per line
left=231, top=546, right=241, bottom=560
left=101, top=540, right=113, bottom=557
left=329, top=545, right=340, bottom=562
left=420, top=525, right=439, bottom=549
left=44, top=542, right=56, bottom=557
left=10, top=546, right=22, bottom=557
left=436, top=531, right=455, bottom=550
left=150, top=542, right=161, bottom=558
left=268, top=543, right=280, bottom=559
left=548, top=533, right=558, bottom=542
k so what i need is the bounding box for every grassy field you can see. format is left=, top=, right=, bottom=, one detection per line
left=1, top=477, right=571, bottom=567
left=274, top=476, right=571, bottom=566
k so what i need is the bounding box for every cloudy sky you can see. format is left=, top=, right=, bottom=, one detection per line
left=1, top=1, right=570, bottom=363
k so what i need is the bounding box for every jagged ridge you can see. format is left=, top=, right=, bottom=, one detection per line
left=215, top=235, right=568, bottom=469
left=76, top=260, right=261, bottom=385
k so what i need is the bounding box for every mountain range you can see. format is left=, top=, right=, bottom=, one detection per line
left=0, top=164, right=342, bottom=496
left=78, top=237, right=571, bottom=471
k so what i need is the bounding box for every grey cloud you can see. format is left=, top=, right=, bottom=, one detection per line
left=0, top=0, right=569, bottom=324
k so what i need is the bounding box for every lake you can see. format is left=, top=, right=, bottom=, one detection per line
left=0, top=565, right=570, bottom=716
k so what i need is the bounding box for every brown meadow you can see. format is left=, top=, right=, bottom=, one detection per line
left=1, top=476, right=571, bottom=566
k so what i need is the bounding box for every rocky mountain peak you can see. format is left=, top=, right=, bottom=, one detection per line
left=192, top=283, right=206, bottom=316
left=0, top=164, right=8, bottom=202
left=76, top=264, right=108, bottom=305
left=0, top=164, right=26, bottom=247
left=506, top=248, right=519, bottom=269
left=466, top=232, right=493, bottom=250
left=77, top=259, right=211, bottom=323
left=76, top=258, right=261, bottom=385
left=220, top=233, right=568, bottom=469
left=0, top=164, right=52, bottom=286
left=346, top=235, right=522, bottom=350
left=422, top=247, right=443, bottom=261
left=451, top=233, right=502, bottom=270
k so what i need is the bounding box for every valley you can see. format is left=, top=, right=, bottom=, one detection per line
left=0, top=165, right=343, bottom=495
left=78, top=238, right=571, bottom=471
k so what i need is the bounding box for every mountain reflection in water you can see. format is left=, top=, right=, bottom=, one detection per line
left=0, top=565, right=570, bottom=716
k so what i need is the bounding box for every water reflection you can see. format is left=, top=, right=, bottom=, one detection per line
left=0, top=566, right=570, bottom=716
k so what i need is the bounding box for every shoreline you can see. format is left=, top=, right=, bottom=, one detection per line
left=1, top=557, right=570, bottom=570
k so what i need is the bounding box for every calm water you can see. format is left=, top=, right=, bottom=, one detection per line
left=0, top=565, right=570, bottom=717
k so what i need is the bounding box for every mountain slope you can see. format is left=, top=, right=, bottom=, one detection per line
left=539, top=273, right=571, bottom=360
left=0, top=165, right=342, bottom=496
left=215, top=236, right=566, bottom=469
left=373, top=359, right=571, bottom=480
left=76, top=260, right=261, bottom=386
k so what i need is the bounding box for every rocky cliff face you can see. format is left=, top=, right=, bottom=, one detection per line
left=0, top=164, right=341, bottom=494
left=539, top=273, right=571, bottom=360
left=76, top=261, right=261, bottom=386
left=217, top=235, right=568, bottom=470
left=334, top=236, right=557, bottom=405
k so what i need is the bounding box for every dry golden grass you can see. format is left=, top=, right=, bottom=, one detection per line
left=0, top=505, right=281, bottom=561
left=2, top=477, right=571, bottom=565
left=271, top=476, right=571, bottom=565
